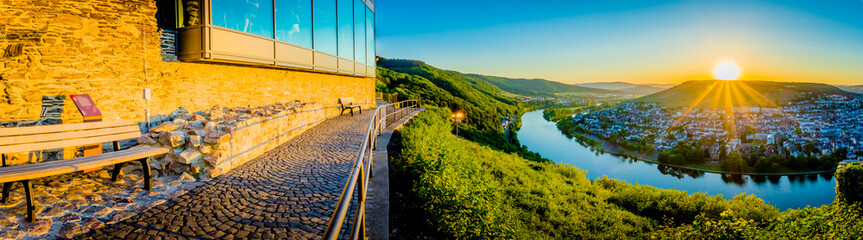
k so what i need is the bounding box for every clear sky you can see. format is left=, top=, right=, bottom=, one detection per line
left=376, top=0, right=863, bottom=85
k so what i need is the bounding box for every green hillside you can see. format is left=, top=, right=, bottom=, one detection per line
left=467, top=74, right=615, bottom=97
left=376, top=59, right=546, bottom=162
left=390, top=108, right=863, bottom=239
left=633, top=80, right=855, bottom=108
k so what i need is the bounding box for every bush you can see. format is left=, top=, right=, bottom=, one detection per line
left=836, top=163, right=863, bottom=205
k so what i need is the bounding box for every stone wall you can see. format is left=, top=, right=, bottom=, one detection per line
left=135, top=102, right=337, bottom=178
left=0, top=0, right=375, bottom=124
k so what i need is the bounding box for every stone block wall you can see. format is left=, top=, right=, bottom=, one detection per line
left=0, top=0, right=375, bottom=124
left=138, top=102, right=332, bottom=178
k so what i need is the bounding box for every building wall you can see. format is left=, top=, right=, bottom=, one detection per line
left=0, top=0, right=375, bottom=125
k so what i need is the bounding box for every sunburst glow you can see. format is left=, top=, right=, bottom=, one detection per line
left=713, top=60, right=741, bottom=80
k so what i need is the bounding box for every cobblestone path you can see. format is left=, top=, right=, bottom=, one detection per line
left=77, top=112, right=372, bottom=240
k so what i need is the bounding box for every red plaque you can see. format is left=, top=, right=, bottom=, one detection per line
left=70, top=94, right=102, bottom=117
left=71, top=94, right=103, bottom=172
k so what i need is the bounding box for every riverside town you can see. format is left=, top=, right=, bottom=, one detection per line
left=2, top=0, right=863, bottom=239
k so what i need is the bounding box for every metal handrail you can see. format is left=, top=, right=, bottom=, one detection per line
left=323, top=99, right=421, bottom=240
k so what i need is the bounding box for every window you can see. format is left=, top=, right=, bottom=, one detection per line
left=275, top=0, right=312, bottom=48
left=354, top=0, right=365, bottom=64
left=156, top=0, right=178, bottom=30
left=337, top=0, right=353, bottom=60
left=178, top=0, right=201, bottom=28
left=314, top=0, right=337, bottom=55
left=366, top=8, right=374, bottom=66
left=211, top=0, right=274, bottom=38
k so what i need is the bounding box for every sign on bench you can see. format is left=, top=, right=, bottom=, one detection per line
left=0, top=120, right=168, bottom=221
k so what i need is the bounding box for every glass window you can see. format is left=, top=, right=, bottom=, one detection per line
left=211, top=0, right=274, bottom=38
left=314, top=0, right=337, bottom=55
left=337, top=0, right=353, bottom=59
left=178, top=0, right=201, bottom=28
left=366, top=8, right=374, bottom=66
left=275, top=0, right=312, bottom=48
left=354, top=1, right=365, bottom=64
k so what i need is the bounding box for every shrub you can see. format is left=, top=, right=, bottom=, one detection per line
left=836, top=162, right=863, bottom=205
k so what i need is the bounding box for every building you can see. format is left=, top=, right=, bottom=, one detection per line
left=0, top=0, right=377, bottom=171
left=1, top=0, right=376, bottom=125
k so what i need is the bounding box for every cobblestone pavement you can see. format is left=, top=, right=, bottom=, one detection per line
left=77, top=112, right=372, bottom=240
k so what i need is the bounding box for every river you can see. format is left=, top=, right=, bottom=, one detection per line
left=517, top=110, right=836, bottom=210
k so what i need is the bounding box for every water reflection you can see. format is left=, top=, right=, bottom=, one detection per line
left=517, top=110, right=836, bottom=209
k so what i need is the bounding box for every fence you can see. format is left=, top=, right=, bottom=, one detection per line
left=322, top=99, right=421, bottom=240
left=375, top=92, right=399, bottom=103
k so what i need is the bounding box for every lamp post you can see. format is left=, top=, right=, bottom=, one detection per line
left=451, top=110, right=465, bottom=137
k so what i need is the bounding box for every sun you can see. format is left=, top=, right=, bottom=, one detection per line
left=713, top=60, right=741, bottom=80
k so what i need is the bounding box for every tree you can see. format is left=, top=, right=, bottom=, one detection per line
left=804, top=142, right=817, bottom=155
left=722, top=153, right=746, bottom=173
left=755, top=157, right=772, bottom=172
left=768, top=155, right=785, bottom=166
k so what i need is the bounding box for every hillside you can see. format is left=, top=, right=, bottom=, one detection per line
left=375, top=58, right=546, bottom=162
left=578, top=82, right=667, bottom=95
left=838, top=85, right=863, bottom=94
left=632, top=80, right=855, bottom=108
left=466, top=74, right=615, bottom=97
left=390, top=108, right=863, bottom=239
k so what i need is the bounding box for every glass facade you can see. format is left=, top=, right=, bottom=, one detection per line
left=354, top=0, right=366, bottom=65
left=212, top=0, right=274, bottom=38
left=337, top=0, right=353, bottom=60
left=313, top=0, right=337, bottom=55
left=173, top=0, right=375, bottom=75
left=275, top=0, right=313, bottom=48
left=366, top=7, right=374, bottom=65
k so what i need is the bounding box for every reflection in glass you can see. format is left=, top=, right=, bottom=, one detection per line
left=314, top=0, right=337, bottom=55
left=354, top=0, right=365, bottom=64
left=337, top=0, right=353, bottom=59
left=179, top=0, right=201, bottom=27
left=366, top=8, right=375, bottom=65
left=212, top=0, right=274, bottom=38
left=275, top=0, right=312, bottom=48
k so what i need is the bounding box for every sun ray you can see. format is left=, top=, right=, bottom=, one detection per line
left=673, top=81, right=721, bottom=127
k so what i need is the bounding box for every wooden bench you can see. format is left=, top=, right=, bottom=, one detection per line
left=0, top=120, right=169, bottom=221
left=338, top=97, right=362, bottom=116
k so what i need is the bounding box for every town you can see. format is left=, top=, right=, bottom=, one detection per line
left=569, top=94, right=863, bottom=170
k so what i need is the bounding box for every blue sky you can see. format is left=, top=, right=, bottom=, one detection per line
left=376, top=0, right=863, bottom=85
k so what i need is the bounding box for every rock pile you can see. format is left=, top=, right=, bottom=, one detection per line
left=138, top=101, right=310, bottom=179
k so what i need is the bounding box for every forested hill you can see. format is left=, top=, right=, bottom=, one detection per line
left=633, top=80, right=857, bottom=108
left=466, top=74, right=615, bottom=97
left=378, top=58, right=615, bottom=98
left=376, top=59, right=518, bottom=132
left=376, top=58, right=546, bottom=162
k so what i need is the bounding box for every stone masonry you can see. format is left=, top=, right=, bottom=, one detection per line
left=76, top=112, right=373, bottom=239
left=139, top=101, right=333, bottom=179
left=0, top=0, right=375, bottom=123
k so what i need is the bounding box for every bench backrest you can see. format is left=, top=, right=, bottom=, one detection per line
left=338, top=97, right=355, bottom=105
left=0, top=120, right=141, bottom=154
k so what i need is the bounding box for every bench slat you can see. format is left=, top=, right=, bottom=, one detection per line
left=0, top=120, right=136, bottom=137
left=0, top=131, right=141, bottom=154
left=0, top=125, right=141, bottom=146
left=0, top=146, right=168, bottom=183
left=338, top=98, right=356, bottom=104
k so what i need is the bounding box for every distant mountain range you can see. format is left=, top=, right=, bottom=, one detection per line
left=576, top=82, right=672, bottom=95
left=837, top=85, right=863, bottom=94
left=632, top=80, right=856, bottom=108
left=465, top=74, right=617, bottom=97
